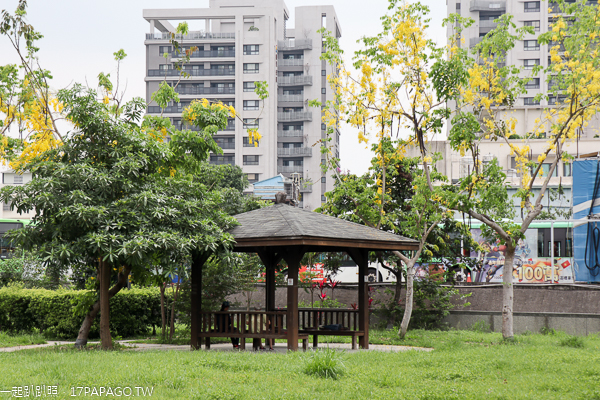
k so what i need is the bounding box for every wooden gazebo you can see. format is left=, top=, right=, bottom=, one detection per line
left=190, top=202, right=419, bottom=351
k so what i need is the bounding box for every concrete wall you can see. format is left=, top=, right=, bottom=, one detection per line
left=227, top=283, right=600, bottom=335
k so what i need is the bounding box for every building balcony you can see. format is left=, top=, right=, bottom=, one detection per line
left=278, top=75, right=313, bottom=86
left=147, top=105, right=184, bottom=114
left=277, top=130, right=304, bottom=137
left=171, top=50, right=235, bottom=58
left=277, top=111, right=312, bottom=122
left=176, top=120, right=235, bottom=132
left=300, top=185, right=313, bottom=193
left=148, top=69, right=235, bottom=77
left=278, top=94, right=304, bottom=103
left=277, top=165, right=304, bottom=174
left=175, top=87, right=235, bottom=95
left=470, top=37, right=482, bottom=48
left=277, top=147, right=313, bottom=157
left=278, top=39, right=312, bottom=51
left=279, top=59, right=305, bottom=67
left=146, top=32, right=235, bottom=41
left=479, top=20, right=498, bottom=29
left=469, top=0, right=506, bottom=12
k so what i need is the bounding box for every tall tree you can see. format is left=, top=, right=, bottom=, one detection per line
left=318, top=0, right=451, bottom=338
left=439, top=0, right=600, bottom=339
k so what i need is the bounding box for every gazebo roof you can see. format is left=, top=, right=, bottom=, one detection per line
left=228, top=204, right=419, bottom=252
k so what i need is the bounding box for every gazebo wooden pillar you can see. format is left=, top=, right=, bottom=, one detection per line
left=349, top=248, right=370, bottom=349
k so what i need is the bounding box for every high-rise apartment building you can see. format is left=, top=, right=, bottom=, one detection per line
left=143, top=0, right=342, bottom=210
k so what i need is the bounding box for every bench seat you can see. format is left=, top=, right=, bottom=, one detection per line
left=199, top=331, right=309, bottom=350
left=299, top=329, right=365, bottom=350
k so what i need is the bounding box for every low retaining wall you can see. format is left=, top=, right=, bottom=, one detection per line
left=227, top=283, right=600, bottom=334
left=443, top=310, right=600, bottom=336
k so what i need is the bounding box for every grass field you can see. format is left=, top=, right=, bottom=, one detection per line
left=0, top=329, right=599, bottom=399
left=0, top=331, right=46, bottom=348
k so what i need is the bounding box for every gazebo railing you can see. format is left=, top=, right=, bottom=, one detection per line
left=298, top=308, right=359, bottom=331
left=199, top=311, right=287, bottom=336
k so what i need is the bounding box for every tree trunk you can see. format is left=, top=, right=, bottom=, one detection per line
left=160, top=284, right=166, bottom=340
left=386, top=275, right=403, bottom=330
left=399, top=263, right=415, bottom=339
left=74, top=265, right=131, bottom=348
left=502, top=243, right=516, bottom=340
left=169, top=285, right=179, bottom=342
left=99, top=260, right=112, bottom=350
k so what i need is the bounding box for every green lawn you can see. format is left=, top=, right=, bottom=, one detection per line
left=0, top=330, right=599, bottom=399
left=0, top=331, right=46, bottom=348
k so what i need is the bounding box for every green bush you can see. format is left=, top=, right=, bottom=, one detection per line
left=470, top=320, right=491, bottom=333
left=303, top=348, right=346, bottom=380
left=0, top=286, right=163, bottom=339
left=560, top=335, right=584, bottom=349
left=298, top=298, right=347, bottom=309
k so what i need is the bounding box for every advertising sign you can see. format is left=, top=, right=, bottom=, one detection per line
left=469, top=228, right=575, bottom=284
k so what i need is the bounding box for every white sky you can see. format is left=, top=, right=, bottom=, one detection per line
left=0, top=0, right=446, bottom=176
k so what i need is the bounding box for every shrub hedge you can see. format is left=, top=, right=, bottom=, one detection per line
left=0, top=286, right=165, bottom=339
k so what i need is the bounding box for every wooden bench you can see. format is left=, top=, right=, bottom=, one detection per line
left=198, top=311, right=309, bottom=351
left=200, top=331, right=309, bottom=350
left=299, top=329, right=364, bottom=350
left=298, top=308, right=364, bottom=349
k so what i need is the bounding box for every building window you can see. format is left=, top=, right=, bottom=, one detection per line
left=523, top=97, right=540, bottom=106
left=243, top=118, right=259, bottom=129
left=541, top=163, right=558, bottom=177
left=321, top=124, right=326, bottom=130
left=563, top=163, right=572, bottom=177
left=548, top=95, right=567, bottom=105
left=283, top=142, right=303, bottom=148
left=524, top=20, right=540, bottom=31
left=321, top=195, right=326, bottom=202
left=524, top=40, right=539, bottom=51
left=524, top=1, right=540, bottom=12
left=243, top=155, right=259, bottom=166
left=214, top=137, right=235, bottom=150
left=209, top=155, right=235, bottom=165
left=523, top=59, right=540, bottom=70
left=321, top=88, right=326, bottom=94
left=524, top=78, right=540, bottom=89
left=159, top=46, right=171, bottom=55
left=246, top=173, right=260, bottom=183
left=283, top=159, right=303, bottom=167
left=243, top=63, right=259, bottom=74
left=321, top=177, right=326, bottom=183
left=322, top=70, right=326, bottom=76
left=243, top=82, right=256, bottom=92
left=243, top=137, right=260, bottom=147
left=243, top=45, right=259, bottom=55
left=158, top=64, right=172, bottom=71
left=243, top=100, right=260, bottom=111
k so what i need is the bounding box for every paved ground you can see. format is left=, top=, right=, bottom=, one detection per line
left=1, top=340, right=432, bottom=353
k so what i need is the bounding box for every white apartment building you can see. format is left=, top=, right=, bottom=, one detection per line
left=143, top=0, right=342, bottom=210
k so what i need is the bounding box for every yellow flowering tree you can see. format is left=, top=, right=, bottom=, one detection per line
left=319, top=0, right=455, bottom=338
left=441, top=0, right=600, bottom=340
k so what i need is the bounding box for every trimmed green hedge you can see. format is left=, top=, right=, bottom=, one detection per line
left=0, top=287, right=164, bottom=339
